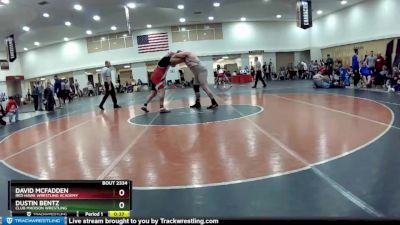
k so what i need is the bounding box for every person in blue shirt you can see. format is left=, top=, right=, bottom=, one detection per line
left=340, top=67, right=350, bottom=86
left=360, top=62, right=372, bottom=88
left=352, top=49, right=361, bottom=87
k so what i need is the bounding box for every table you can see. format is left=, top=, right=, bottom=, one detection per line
left=231, top=74, right=253, bottom=84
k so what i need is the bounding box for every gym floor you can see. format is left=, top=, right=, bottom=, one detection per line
left=1, top=80, right=400, bottom=219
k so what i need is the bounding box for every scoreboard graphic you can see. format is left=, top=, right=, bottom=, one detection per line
left=8, top=180, right=132, bottom=217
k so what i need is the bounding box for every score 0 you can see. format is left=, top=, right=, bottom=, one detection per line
left=116, top=188, right=129, bottom=198
left=116, top=188, right=129, bottom=210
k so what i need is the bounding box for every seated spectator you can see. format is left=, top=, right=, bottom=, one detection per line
left=340, top=67, right=351, bottom=86
left=388, top=79, right=400, bottom=92
left=87, top=82, right=94, bottom=96
left=379, top=66, right=390, bottom=89
left=6, top=96, right=19, bottom=123
left=393, top=66, right=400, bottom=79
left=360, top=62, right=373, bottom=88
left=232, top=71, right=238, bottom=76
left=374, top=65, right=386, bottom=87
left=244, top=66, right=250, bottom=74
left=0, top=102, right=6, bottom=126
left=137, top=79, right=143, bottom=86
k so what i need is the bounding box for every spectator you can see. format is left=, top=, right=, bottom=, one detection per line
left=54, top=75, right=63, bottom=108
left=340, top=67, right=351, bottom=86
left=262, top=62, right=267, bottom=80
left=5, top=96, right=19, bottom=123
left=44, top=81, right=56, bottom=111
left=27, top=88, right=31, bottom=102
left=60, top=79, right=67, bottom=104
left=75, top=79, right=82, bottom=97
left=375, top=53, right=385, bottom=73
left=64, top=80, right=72, bottom=102
left=250, top=66, right=255, bottom=78
left=366, top=51, right=377, bottom=75
left=87, top=82, right=94, bottom=96
left=388, top=66, right=400, bottom=92
left=268, top=60, right=273, bottom=81
left=244, top=66, right=250, bottom=74
left=388, top=78, right=400, bottom=92
left=0, top=102, right=6, bottom=126
left=311, top=60, right=319, bottom=76
left=352, top=49, right=361, bottom=87
left=32, top=80, right=44, bottom=111
left=297, top=61, right=304, bottom=79
left=379, top=65, right=390, bottom=89
left=288, top=63, right=296, bottom=79
left=301, top=61, right=308, bottom=79
left=325, top=54, right=334, bottom=75
left=360, top=62, right=373, bottom=88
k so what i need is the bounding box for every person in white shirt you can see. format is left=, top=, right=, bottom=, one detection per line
left=252, top=57, right=266, bottom=88
left=99, top=61, right=121, bottom=110
left=301, top=61, right=308, bottom=79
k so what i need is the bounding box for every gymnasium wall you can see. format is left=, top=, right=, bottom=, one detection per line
left=321, top=38, right=398, bottom=67
left=0, top=51, right=23, bottom=82
left=0, top=51, right=23, bottom=96
left=19, top=21, right=310, bottom=79
left=310, top=0, right=400, bottom=59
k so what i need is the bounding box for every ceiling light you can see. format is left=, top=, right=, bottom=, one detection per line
left=23, top=48, right=28, bottom=51
left=123, top=34, right=128, bottom=37
left=146, top=24, right=152, bottom=28
left=222, top=56, right=229, bottom=59
left=340, top=0, right=348, bottom=5
left=276, top=14, right=282, bottom=19
left=34, top=42, right=40, bottom=46
left=179, top=18, right=186, bottom=23
left=124, top=65, right=131, bottom=68
left=65, top=21, right=71, bottom=26
left=1, top=0, right=10, bottom=4
left=22, top=26, right=30, bottom=32
left=93, top=15, right=101, bottom=21
left=74, top=4, right=82, bottom=11
left=208, top=16, right=214, bottom=21
left=86, top=30, right=92, bottom=35
left=177, top=4, right=184, bottom=10
left=111, top=26, right=117, bottom=31
left=95, top=69, right=101, bottom=72
left=240, top=17, right=246, bottom=21
left=127, top=3, right=136, bottom=9
left=317, top=10, right=323, bottom=15
left=43, top=13, right=50, bottom=18
left=64, top=37, right=69, bottom=41
left=101, top=37, right=106, bottom=41
left=181, top=27, right=186, bottom=31
left=213, top=2, right=220, bottom=7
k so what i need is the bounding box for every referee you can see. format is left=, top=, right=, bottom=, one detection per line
left=252, top=56, right=267, bottom=88
left=99, top=60, right=121, bottom=110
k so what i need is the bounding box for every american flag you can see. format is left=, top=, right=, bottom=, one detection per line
left=137, top=32, right=169, bottom=54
